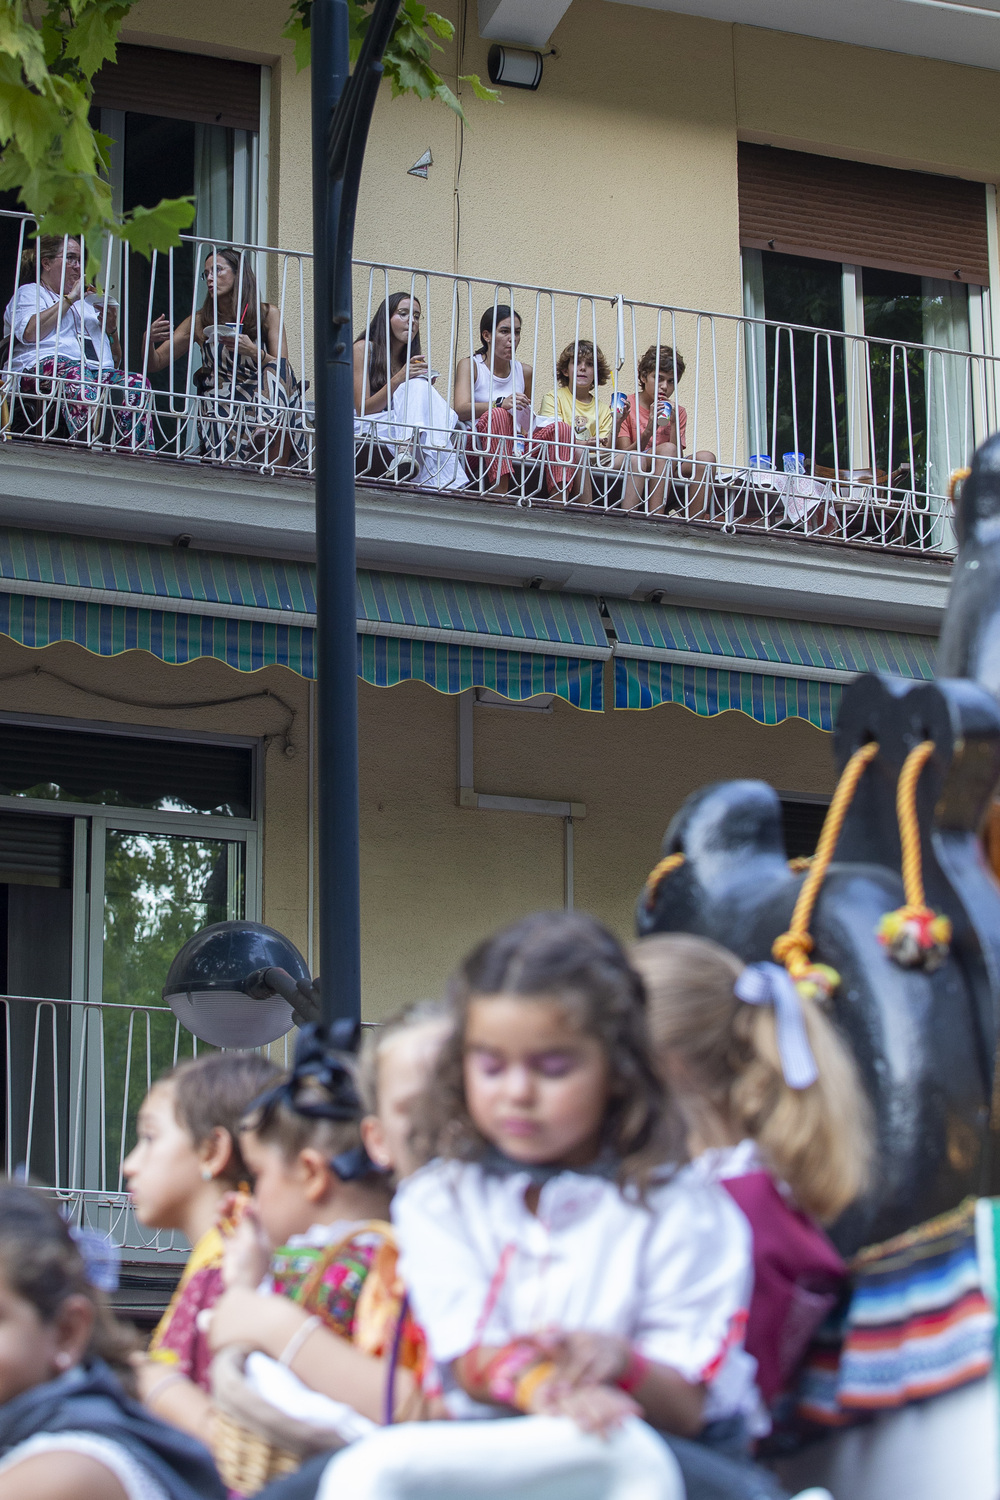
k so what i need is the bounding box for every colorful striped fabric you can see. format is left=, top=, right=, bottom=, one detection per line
left=797, top=1198, right=993, bottom=1422
left=606, top=598, right=937, bottom=680
left=0, top=594, right=604, bottom=709
left=357, top=636, right=604, bottom=711
left=615, top=659, right=841, bottom=730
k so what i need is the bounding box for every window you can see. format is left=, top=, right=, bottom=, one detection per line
left=779, top=796, right=829, bottom=861
left=0, top=718, right=261, bottom=1242
left=89, top=45, right=267, bottom=386
left=739, top=146, right=991, bottom=522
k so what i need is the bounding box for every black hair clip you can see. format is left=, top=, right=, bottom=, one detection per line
left=248, top=1024, right=364, bottom=1126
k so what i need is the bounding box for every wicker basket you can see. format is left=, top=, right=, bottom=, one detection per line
left=211, top=1407, right=301, bottom=1496
left=210, top=1345, right=347, bottom=1497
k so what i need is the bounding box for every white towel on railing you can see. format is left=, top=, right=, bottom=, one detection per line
left=360, top=377, right=468, bottom=491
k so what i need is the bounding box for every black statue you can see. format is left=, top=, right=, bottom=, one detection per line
left=638, top=435, right=1000, bottom=1257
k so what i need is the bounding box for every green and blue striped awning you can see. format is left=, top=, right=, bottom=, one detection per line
left=0, top=529, right=607, bottom=711
left=608, top=600, right=937, bottom=731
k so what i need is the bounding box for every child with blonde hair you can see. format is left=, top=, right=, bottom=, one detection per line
left=359, top=1001, right=452, bottom=1181
left=631, top=933, right=872, bottom=1407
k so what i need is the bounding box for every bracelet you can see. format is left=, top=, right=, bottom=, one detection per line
left=513, top=1359, right=557, bottom=1412
left=494, top=397, right=504, bottom=408
left=480, top=1338, right=542, bottom=1405
left=617, top=1347, right=651, bottom=1394
left=278, top=1313, right=322, bottom=1368
left=145, top=1369, right=186, bottom=1409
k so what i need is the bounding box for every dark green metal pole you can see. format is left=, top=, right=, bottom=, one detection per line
left=312, top=0, right=401, bottom=1029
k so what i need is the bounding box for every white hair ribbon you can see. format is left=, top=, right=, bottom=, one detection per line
left=733, top=961, right=819, bottom=1091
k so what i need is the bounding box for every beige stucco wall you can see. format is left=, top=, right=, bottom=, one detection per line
left=123, top=0, right=1000, bottom=315
left=357, top=674, right=835, bottom=1018
left=0, top=635, right=834, bottom=1019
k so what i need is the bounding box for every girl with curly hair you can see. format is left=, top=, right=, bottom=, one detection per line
left=389, top=911, right=802, bottom=1500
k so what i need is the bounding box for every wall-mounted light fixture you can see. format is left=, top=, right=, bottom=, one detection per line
left=487, top=44, right=544, bottom=90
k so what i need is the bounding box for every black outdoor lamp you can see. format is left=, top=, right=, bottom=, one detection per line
left=162, top=920, right=321, bottom=1047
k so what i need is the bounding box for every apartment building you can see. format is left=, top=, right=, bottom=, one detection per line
left=0, top=0, right=995, bottom=1277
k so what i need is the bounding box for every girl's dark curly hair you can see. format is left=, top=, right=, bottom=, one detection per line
left=0, top=1183, right=137, bottom=1388
left=414, top=911, right=686, bottom=1195
left=556, top=340, right=610, bottom=389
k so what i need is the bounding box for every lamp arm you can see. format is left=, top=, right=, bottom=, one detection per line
left=244, top=966, right=323, bottom=1027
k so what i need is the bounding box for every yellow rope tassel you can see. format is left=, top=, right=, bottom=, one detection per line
left=948, top=467, right=971, bottom=506
left=876, top=740, right=952, bottom=971
left=643, top=851, right=686, bottom=910
left=772, top=741, right=880, bottom=1002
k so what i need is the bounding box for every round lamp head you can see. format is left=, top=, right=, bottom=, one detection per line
left=163, top=920, right=310, bottom=1047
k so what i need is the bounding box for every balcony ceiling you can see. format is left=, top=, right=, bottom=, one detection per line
left=604, top=0, right=1000, bottom=72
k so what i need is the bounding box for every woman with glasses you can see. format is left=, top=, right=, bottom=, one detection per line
left=144, top=248, right=307, bottom=469
left=4, top=235, right=153, bottom=449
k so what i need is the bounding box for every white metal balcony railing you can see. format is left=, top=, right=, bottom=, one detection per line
left=2, top=210, right=992, bottom=555
left=2, top=991, right=297, bottom=1258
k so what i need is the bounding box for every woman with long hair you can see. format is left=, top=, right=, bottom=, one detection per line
left=4, top=234, right=154, bottom=449
left=454, top=305, right=534, bottom=494
left=354, top=291, right=467, bottom=491
left=144, top=247, right=307, bottom=469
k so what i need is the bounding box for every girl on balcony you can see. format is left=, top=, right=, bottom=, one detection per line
left=144, top=249, right=308, bottom=470
left=354, top=293, right=468, bottom=491
left=0, top=1183, right=224, bottom=1500
left=454, top=306, right=535, bottom=495
left=4, top=235, right=154, bottom=450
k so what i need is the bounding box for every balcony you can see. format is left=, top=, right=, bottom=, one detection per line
left=0, top=214, right=974, bottom=627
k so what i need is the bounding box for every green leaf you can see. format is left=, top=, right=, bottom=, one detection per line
left=62, top=4, right=126, bottom=77
left=120, top=195, right=196, bottom=258
left=459, top=72, right=500, bottom=104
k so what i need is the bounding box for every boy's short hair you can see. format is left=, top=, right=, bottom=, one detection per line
left=163, top=1051, right=281, bottom=1186
left=637, top=345, right=685, bottom=384
left=555, top=340, right=610, bottom=389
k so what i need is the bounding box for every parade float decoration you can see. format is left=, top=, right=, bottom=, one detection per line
left=637, top=434, right=1000, bottom=1499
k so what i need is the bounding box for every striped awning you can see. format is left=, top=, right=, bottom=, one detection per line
left=609, top=600, right=937, bottom=731
left=0, top=529, right=607, bottom=711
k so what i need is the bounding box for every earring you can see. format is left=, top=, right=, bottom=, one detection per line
left=54, top=1352, right=72, bottom=1371
left=201, top=1168, right=213, bottom=1182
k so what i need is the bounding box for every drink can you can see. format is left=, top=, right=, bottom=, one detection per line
left=748, top=454, right=772, bottom=469
left=610, top=391, right=629, bottom=413
left=658, top=399, right=673, bottom=422
left=783, top=451, right=806, bottom=474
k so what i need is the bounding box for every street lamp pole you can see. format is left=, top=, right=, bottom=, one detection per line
left=311, top=0, right=401, bottom=1030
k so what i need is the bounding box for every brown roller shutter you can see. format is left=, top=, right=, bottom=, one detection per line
left=738, top=143, right=989, bottom=285
left=92, top=44, right=260, bottom=132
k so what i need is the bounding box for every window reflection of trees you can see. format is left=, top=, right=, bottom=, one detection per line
left=101, top=830, right=244, bottom=1178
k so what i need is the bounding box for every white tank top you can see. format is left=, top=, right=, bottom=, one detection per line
left=472, top=354, right=530, bottom=432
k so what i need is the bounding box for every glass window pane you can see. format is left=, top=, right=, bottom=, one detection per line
left=760, top=251, right=848, bottom=471
left=101, top=829, right=246, bottom=1182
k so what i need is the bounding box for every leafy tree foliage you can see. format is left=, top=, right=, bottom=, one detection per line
left=0, top=0, right=496, bottom=262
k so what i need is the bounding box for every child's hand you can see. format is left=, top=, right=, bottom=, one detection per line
left=538, top=1381, right=639, bottom=1437
left=544, top=1330, right=631, bottom=1389
left=221, top=1203, right=272, bottom=1290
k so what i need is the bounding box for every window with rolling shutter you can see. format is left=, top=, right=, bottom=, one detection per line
left=92, top=44, right=260, bottom=132
left=0, top=723, right=253, bottom=818
left=738, top=144, right=989, bottom=286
